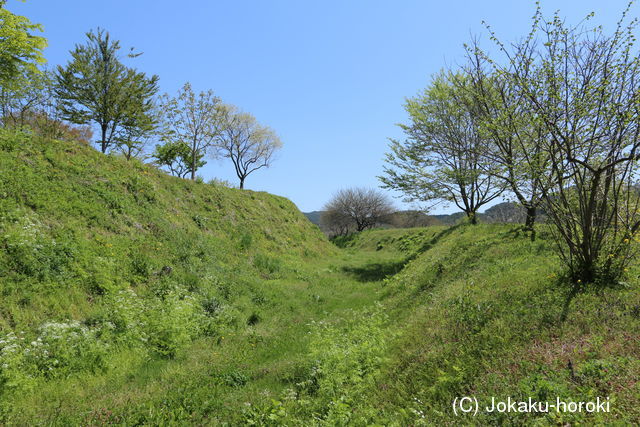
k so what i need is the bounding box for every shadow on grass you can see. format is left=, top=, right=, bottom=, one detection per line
left=407, top=223, right=464, bottom=261
left=342, top=259, right=409, bottom=282
left=340, top=224, right=465, bottom=282
left=560, top=282, right=582, bottom=322
left=558, top=275, right=629, bottom=323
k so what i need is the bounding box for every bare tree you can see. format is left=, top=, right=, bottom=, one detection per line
left=216, top=105, right=282, bottom=189
left=320, top=208, right=353, bottom=237
left=321, top=187, right=394, bottom=235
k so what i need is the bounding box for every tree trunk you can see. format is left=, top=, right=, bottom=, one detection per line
left=190, top=149, right=196, bottom=181
left=524, top=206, right=536, bottom=228
left=524, top=205, right=537, bottom=241
left=467, top=211, right=478, bottom=225
left=100, top=125, right=108, bottom=153
left=239, top=177, right=244, bottom=189
left=575, top=260, right=596, bottom=285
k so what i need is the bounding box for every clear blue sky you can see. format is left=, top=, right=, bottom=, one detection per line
left=6, top=0, right=631, bottom=213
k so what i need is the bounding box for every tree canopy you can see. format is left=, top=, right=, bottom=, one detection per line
left=0, top=1, right=46, bottom=90
left=157, top=83, right=221, bottom=180
left=55, top=28, right=159, bottom=153
left=321, top=187, right=394, bottom=235
left=216, top=105, right=282, bottom=189
left=380, top=72, right=504, bottom=224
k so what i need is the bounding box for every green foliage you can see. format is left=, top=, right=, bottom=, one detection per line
left=0, top=320, right=108, bottom=397
left=1, top=209, right=73, bottom=280
left=152, top=139, right=204, bottom=178
left=212, top=369, right=248, bottom=387
left=157, top=82, right=221, bottom=180
left=253, top=253, right=282, bottom=276
left=1, top=134, right=639, bottom=424
left=380, top=71, right=504, bottom=222
left=0, top=127, right=27, bottom=151
left=330, top=232, right=358, bottom=248
left=242, top=306, right=389, bottom=425
left=0, top=133, right=331, bottom=422
left=55, top=28, right=159, bottom=153
left=143, top=291, right=202, bottom=359
left=0, top=2, right=46, bottom=90
left=238, top=232, right=253, bottom=250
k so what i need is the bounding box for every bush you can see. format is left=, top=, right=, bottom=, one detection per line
left=0, top=129, right=28, bottom=152
left=25, top=321, right=109, bottom=378
left=0, top=320, right=109, bottom=396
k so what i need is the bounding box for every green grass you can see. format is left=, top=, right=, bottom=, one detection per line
left=0, top=131, right=639, bottom=425
left=269, top=225, right=640, bottom=425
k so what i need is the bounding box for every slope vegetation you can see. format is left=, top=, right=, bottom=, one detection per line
left=0, top=131, right=638, bottom=425
left=0, top=131, right=338, bottom=422
left=253, top=226, right=640, bottom=425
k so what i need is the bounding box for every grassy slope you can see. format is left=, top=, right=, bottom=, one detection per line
left=0, top=131, right=348, bottom=423
left=0, top=130, right=330, bottom=327
left=287, top=225, right=640, bottom=425
left=1, top=132, right=639, bottom=425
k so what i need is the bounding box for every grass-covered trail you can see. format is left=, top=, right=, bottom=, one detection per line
left=7, top=234, right=408, bottom=424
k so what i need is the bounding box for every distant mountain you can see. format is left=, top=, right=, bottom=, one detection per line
left=430, top=212, right=466, bottom=226
left=303, top=211, right=323, bottom=226
left=303, top=202, right=541, bottom=231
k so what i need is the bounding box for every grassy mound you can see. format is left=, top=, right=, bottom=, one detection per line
left=1, top=131, right=638, bottom=424
left=261, top=225, right=640, bottom=425
left=0, top=130, right=335, bottom=420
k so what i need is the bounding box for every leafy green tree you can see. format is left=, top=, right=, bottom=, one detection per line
left=159, top=83, right=221, bottom=180
left=0, top=1, right=46, bottom=90
left=55, top=28, right=159, bottom=153
left=463, top=49, right=552, bottom=237
left=152, top=140, right=204, bottom=178
left=216, top=105, right=282, bottom=189
left=380, top=72, right=505, bottom=224
left=0, top=67, right=50, bottom=129
left=116, top=98, right=160, bottom=160
left=0, top=67, right=93, bottom=142
left=481, top=3, right=640, bottom=283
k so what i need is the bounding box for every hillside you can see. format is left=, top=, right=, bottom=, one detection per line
left=1, top=131, right=638, bottom=425
left=236, top=226, right=640, bottom=425
left=0, top=130, right=330, bottom=326
left=334, top=226, right=640, bottom=424
left=0, top=131, right=339, bottom=422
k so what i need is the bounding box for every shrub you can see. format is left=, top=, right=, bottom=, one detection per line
left=144, top=291, right=204, bottom=358
left=0, top=320, right=109, bottom=395
left=25, top=321, right=109, bottom=378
